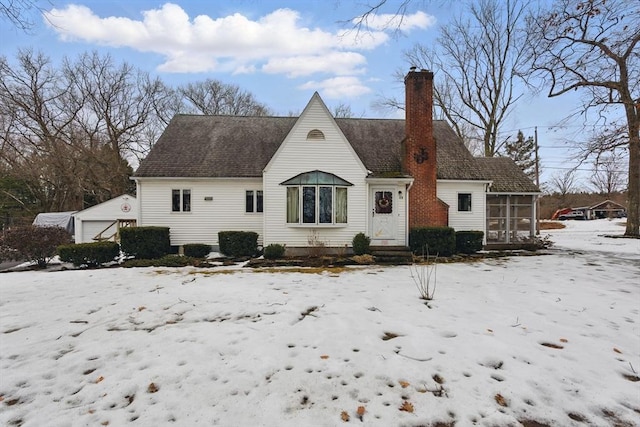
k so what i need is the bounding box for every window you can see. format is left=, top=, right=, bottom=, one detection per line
left=291, top=185, right=346, bottom=224
left=281, top=170, right=351, bottom=225
left=458, top=193, right=472, bottom=212
left=172, top=189, right=191, bottom=212
left=245, top=190, right=263, bottom=213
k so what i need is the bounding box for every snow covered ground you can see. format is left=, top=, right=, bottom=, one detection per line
left=0, top=219, right=638, bottom=427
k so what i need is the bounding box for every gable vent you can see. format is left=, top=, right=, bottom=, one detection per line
left=306, top=129, right=325, bottom=140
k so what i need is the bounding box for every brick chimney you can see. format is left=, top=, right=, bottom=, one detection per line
left=404, top=68, right=448, bottom=228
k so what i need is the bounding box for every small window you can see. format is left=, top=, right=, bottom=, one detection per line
left=458, top=193, right=472, bottom=212
left=306, top=129, right=325, bottom=140
left=245, top=190, right=263, bottom=213
left=172, top=189, right=191, bottom=212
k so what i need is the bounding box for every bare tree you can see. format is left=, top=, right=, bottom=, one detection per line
left=0, top=49, right=83, bottom=212
left=332, top=102, right=354, bottom=118
left=65, top=51, right=167, bottom=163
left=373, top=0, right=529, bottom=156
left=549, top=169, right=577, bottom=200
left=0, top=0, right=44, bottom=31
left=526, top=0, right=639, bottom=236
left=179, top=79, right=271, bottom=116
left=590, top=154, right=626, bottom=196
left=0, top=50, right=148, bottom=214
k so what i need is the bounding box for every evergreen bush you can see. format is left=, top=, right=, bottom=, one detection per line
left=120, top=227, right=171, bottom=260
left=352, top=232, right=371, bottom=255
left=218, top=231, right=258, bottom=257
left=263, top=243, right=285, bottom=259
left=409, top=226, right=455, bottom=257
left=58, top=241, right=120, bottom=267
left=183, top=243, right=211, bottom=258
left=455, top=231, right=484, bottom=254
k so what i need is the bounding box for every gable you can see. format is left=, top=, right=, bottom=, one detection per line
left=263, top=92, right=367, bottom=175
left=590, top=200, right=626, bottom=210
left=74, top=195, right=137, bottom=220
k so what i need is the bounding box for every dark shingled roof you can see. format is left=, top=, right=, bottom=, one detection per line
left=135, top=115, right=297, bottom=178
left=476, top=157, right=540, bottom=193
left=134, top=114, right=538, bottom=193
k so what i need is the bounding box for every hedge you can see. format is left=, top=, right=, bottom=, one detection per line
left=409, top=226, right=456, bottom=257
left=58, top=241, right=120, bottom=267
left=183, top=243, right=211, bottom=258
left=218, top=231, right=258, bottom=257
left=120, top=227, right=171, bottom=260
left=455, top=230, right=484, bottom=254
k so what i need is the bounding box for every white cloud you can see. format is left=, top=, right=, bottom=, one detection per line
left=352, top=10, right=436, bottom=32
left=298, top=76, right=372, bottom=99
left=42, top=3, right=383, bottom=80
left=263, top=52, right=367, bottom=77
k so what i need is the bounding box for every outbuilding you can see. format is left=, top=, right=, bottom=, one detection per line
left=73, top=195, right=137, bottom=243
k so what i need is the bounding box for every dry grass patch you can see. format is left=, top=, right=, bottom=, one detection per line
left=539, top=221, right=566, bottom=230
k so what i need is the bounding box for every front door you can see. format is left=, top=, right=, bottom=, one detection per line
left=370, top=188, right=397, bottom=243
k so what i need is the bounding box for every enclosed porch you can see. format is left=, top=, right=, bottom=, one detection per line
left=485, top=194, right=537, bottom=247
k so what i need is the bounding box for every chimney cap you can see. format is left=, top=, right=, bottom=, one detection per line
left=409, top=66, right=417, bottom=71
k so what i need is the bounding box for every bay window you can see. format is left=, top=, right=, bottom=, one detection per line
left=281, top=170, right=352, bottom=226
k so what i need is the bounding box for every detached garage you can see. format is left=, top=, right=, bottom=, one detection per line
left=73, top=195, right=137, bottom=243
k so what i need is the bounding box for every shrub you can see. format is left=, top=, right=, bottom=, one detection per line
left=455, top=231, right=484, bottom=254
left=409, top=226, right=455, bottom=257
left=352, top=232, right=371, bottom=255
left=0, top=225, right=71, bottom=268
left=120, top=227, right=170, bottom=260
left=183, top=243, right=211, bottom=258
left=58, top=241, right=120, bottom=267
left=264, top=243, right=285, bottom=259
left=121, top=255, right=199, bottom=268
left=218, top=231, right=258, bottom=257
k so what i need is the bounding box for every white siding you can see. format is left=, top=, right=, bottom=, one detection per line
left=137, top=178, right=263, bottom=247
left=437, top=181, right=487, bottom=233
left=263, top=94, right=369, bottom=247
left=74, top=195, right=137, bottom=243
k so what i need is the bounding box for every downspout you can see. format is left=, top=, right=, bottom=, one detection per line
left=484, top=182, right=492, bottom=245
left=135, top=179, right=141, bottom=226
left=405, top=181, right=414, bottom=247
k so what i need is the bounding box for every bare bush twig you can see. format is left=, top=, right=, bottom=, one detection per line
left=410, top=250, right=438, bottom=300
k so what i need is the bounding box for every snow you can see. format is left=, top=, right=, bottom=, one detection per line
left=1, top=219, right=638, bottom=426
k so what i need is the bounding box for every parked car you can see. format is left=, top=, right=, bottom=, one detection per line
left=558, top=211, right=585, bottom=220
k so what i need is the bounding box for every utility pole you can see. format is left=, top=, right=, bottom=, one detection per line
left=535, top=126, right=540, bottom=235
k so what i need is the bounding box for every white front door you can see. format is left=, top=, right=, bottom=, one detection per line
left=370, top=188, right=397, bottom=244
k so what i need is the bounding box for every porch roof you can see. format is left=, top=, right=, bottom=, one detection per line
left=476, top=157, right=540, bottom=193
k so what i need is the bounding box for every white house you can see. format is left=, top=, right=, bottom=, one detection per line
left=132, top=69, right=539, bottom=252
left=73, top=195, right=137, bottom=243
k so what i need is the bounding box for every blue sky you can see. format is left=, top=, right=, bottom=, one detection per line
left=1, top=0, right=595, bottom=185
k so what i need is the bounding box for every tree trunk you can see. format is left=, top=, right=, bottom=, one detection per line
left=626, top=104, right=639, bottom=236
